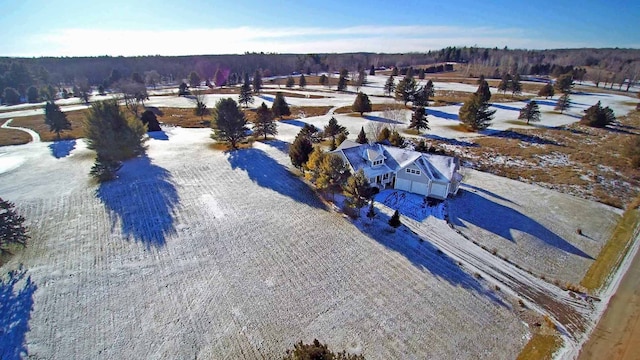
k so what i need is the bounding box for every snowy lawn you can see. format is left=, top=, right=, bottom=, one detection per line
left=0, top=127, right=528, bottom=359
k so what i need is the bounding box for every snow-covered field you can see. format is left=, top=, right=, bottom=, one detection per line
left=1, top=128, right=534, bottom=359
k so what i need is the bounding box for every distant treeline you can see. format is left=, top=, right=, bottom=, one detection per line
left=1, top=47, right=639, bottom=104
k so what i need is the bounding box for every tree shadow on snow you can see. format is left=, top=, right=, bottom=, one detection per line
left=363, top=114, right=404, bottom=124
left=423, top=134, right=478, bottom=147
left=490, top=103, right=521, bottom=112
left=357, top=210, right=507, bottom=306
left=461, top=184, right=518, bottom=205
left=258, top=95, right=274, bottom=103
left=0, top=269, right=37, bottom=360
left=480, top=129, right=564, bottom=146
left=427, top=108, right=459, bottom=121
left=264, top=139, right=290, bottom=154
left=147, top=130, right=169, bottom=141
left=448, top=189, right=593, bottom=259
left=280, top=119, right=309, bottom=128
left=96, top=155, right=179, bottom=247
left=227, top=148, right=327, bottom=211
left=48, top=139, right=76, bottom=159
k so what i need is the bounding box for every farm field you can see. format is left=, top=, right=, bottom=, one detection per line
left=0, top=72, right=638, bottom=359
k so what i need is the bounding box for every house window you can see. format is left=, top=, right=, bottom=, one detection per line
left=406, top=168, right=421, bottom=175
left=383, top=173, right=389, bottom=179
left=373, top=159, right=383, bottom=166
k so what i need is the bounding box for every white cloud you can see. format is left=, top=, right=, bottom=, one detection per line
left=12, top=25, right=591, bottom=57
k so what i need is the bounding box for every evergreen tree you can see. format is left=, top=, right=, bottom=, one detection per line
left=329, top=137, right=337, bottom=151
left=84, top=99, right=146, bottom=181
left=366, top=201, right=376, bottom=222
left=580, top=101, right=616, bottom=128
left=299, top=74, right=306, bottom=88
left=377, top=127, right=391, bottom=142
left=409, top=107, right=429, bottom=132
left=369, top=65, right=375, bottom=76
left=44, top=101, right=72, bottom=140
left=324, top=117, right=348, bottom=141
left=343, top=169, right=374, bottom=210
left=336, top=132, right=348, bottom=147
left=538, top=83, right=555, bottom=98
left=271, top=92, right=291, bottom=119
left=253, top=102, right=276, bottom=140
left=238, top=76, right=254, bottom=108
left=424, top=79, right=435, bottom=100
left=289, top=131, right=314, bottom=169
left=0, top=197, right=29, bottom=254
left=189, top=71, right=201, bottom=88
left=356, top=127, right=368, bottom=144
left=384, top=76, right=395, bottom=96
left=475, top=80, right=492, bottom=103
left=511, top=74, right=522, bottom=97
left=210, top=98, right=248, bottom=150
left=304, top=147, right=325, bottom=182
left=319, top=74, right=328, bottom=87
left=395, top=76, right=417, bottom=105
left=26, top=86, right=39, bottom=103
left=418, top=68, right=426, bottom=80
left=178, top=82, right=189, bottom=96
left=477, top=74, right=486, bottom=85
left=252, top=70, right=263, bottom=93
left=458, top=93, right=495, bottom=131
left=388, top=209, right=401, bottom=229
left=140, top=110, right=161, bottom=131
left=554, top=73, right=574, bottom=94
left=391, top=67, right=399, bottom=76
left=518, top=101, right=541, bottom=124
left=354, top=68, right=367, bottom=91
left=300, top=123, right=322, bottom=143
left=286, top=76, right=295, bottom=88
left=98, top=84, right=105, bottom=96
left=316, top=154, right=351, bottom=200
left=498, top=73, right=511, bottom=94
left=555, top=93, right=570, bottom=113
left=192, top=90, right=208, bottom=119
left=388, top=130, right=404, bottom=147
left=352, top=92, right=372, bottom=116
left=337, top=69, right=349, bottom=91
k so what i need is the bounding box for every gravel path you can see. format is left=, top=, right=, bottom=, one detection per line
left=1, top=118, right=41, bottom=143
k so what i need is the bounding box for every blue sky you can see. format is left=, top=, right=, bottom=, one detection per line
left=2, top=0, right=638, bottom=57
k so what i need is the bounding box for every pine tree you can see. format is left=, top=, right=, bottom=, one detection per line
left=377, top=127, right=391, bottom=142
left=324, top=117, right=348, bottom=141
left=538, top=83, right=555, bottom=98
left=475, top=80, right=492, bottom=104
left=253, top=102, right=276, bottom=140
left=409, top=107, right=429, bottom=132
left=319, top=74, right=328, bottom=87
left=554, top=73, right=573, bottom=94
left=356, top=127, right=368, bottom=144
left=384, top=76, right=396, bottom=96
left=252, top=70, right=262, bottom=93
left=304, top=147, right=325, bottom=182
left=27, top=86, right=39, bottom=103
left=388, top=130, right=404, bottom=147
left=343, top=169, right=374, bottom=210
left=366, top=201, right=376, bottom=222
left=289, top=131, right=314, bottom=169
left=189, top=71, right=201, bottom=88
left=555, top=93, right=570, bottom=113
left=84, top=99, right=146, bottom=180
left=300, top=123, right=321, bottom=143
left=518, top=101, right=541, bottom=124
left=511, top=74, right=522, bottom=97
left=418, top=68, right=426, bottom=80
left=286, top=76, right=295, bottom=88
left=211, top=98, right=248, bottom=149
left=0, top=197, right=29, bottom=253
left=299, top=74, right=306, bottom=88
left=395, top=76, right=417, bottom=105
left=336, top=132, right=347, bottom=147
left=238, top=76, right=254, bottom=108
left=424, top=79, right=435, bottom=100
left=388, top=210, right=401, bottom=229
left=329, top=137, right=337, bottom=151
left=369, top=65, right=375, bottom=76
left=316, top=154, right=351, bottom=200
left=271, top=92, right=291, bottom=119
left=44, top=101, right=72, bottom=140
left=179, top=82, right=189, bottom=96
left=458, top=93, right=495, bottom=131
left=580, top=101, right=616, bottom=128
left=337, top=69, right=349, bottom=91
left=352, top=92, right=372, bottom=116
left=391, top=67, right=399, bottom=76
left=498, top=73, right=511, bottom=94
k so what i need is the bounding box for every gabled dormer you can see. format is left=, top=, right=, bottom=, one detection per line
left=363, top=147, right=385, bottom=168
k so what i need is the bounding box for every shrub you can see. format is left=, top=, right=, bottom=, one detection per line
left=283, top=339, right=365, bottom=360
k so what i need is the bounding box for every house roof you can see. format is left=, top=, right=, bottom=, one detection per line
left=332, top=143, right=459, bottom=183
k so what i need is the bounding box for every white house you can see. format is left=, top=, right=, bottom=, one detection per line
left=331, top=140, right=463, bottom=200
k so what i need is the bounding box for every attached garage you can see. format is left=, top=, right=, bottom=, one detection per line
left=430, top=182, right=449, bottom=199
left=395, top=178, right=429, bottom=196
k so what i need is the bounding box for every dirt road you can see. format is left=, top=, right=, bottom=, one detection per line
left=578, top=244, right=640, bottom=360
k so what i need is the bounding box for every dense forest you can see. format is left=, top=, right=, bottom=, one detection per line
left=1, top=47, right=639, bottom=105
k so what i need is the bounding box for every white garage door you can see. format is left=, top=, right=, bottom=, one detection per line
left=411, top=182, right=429, bottom=196
left=395, top=178, right=412, bottom=192
left=430, top=182, right=449, bottom=199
